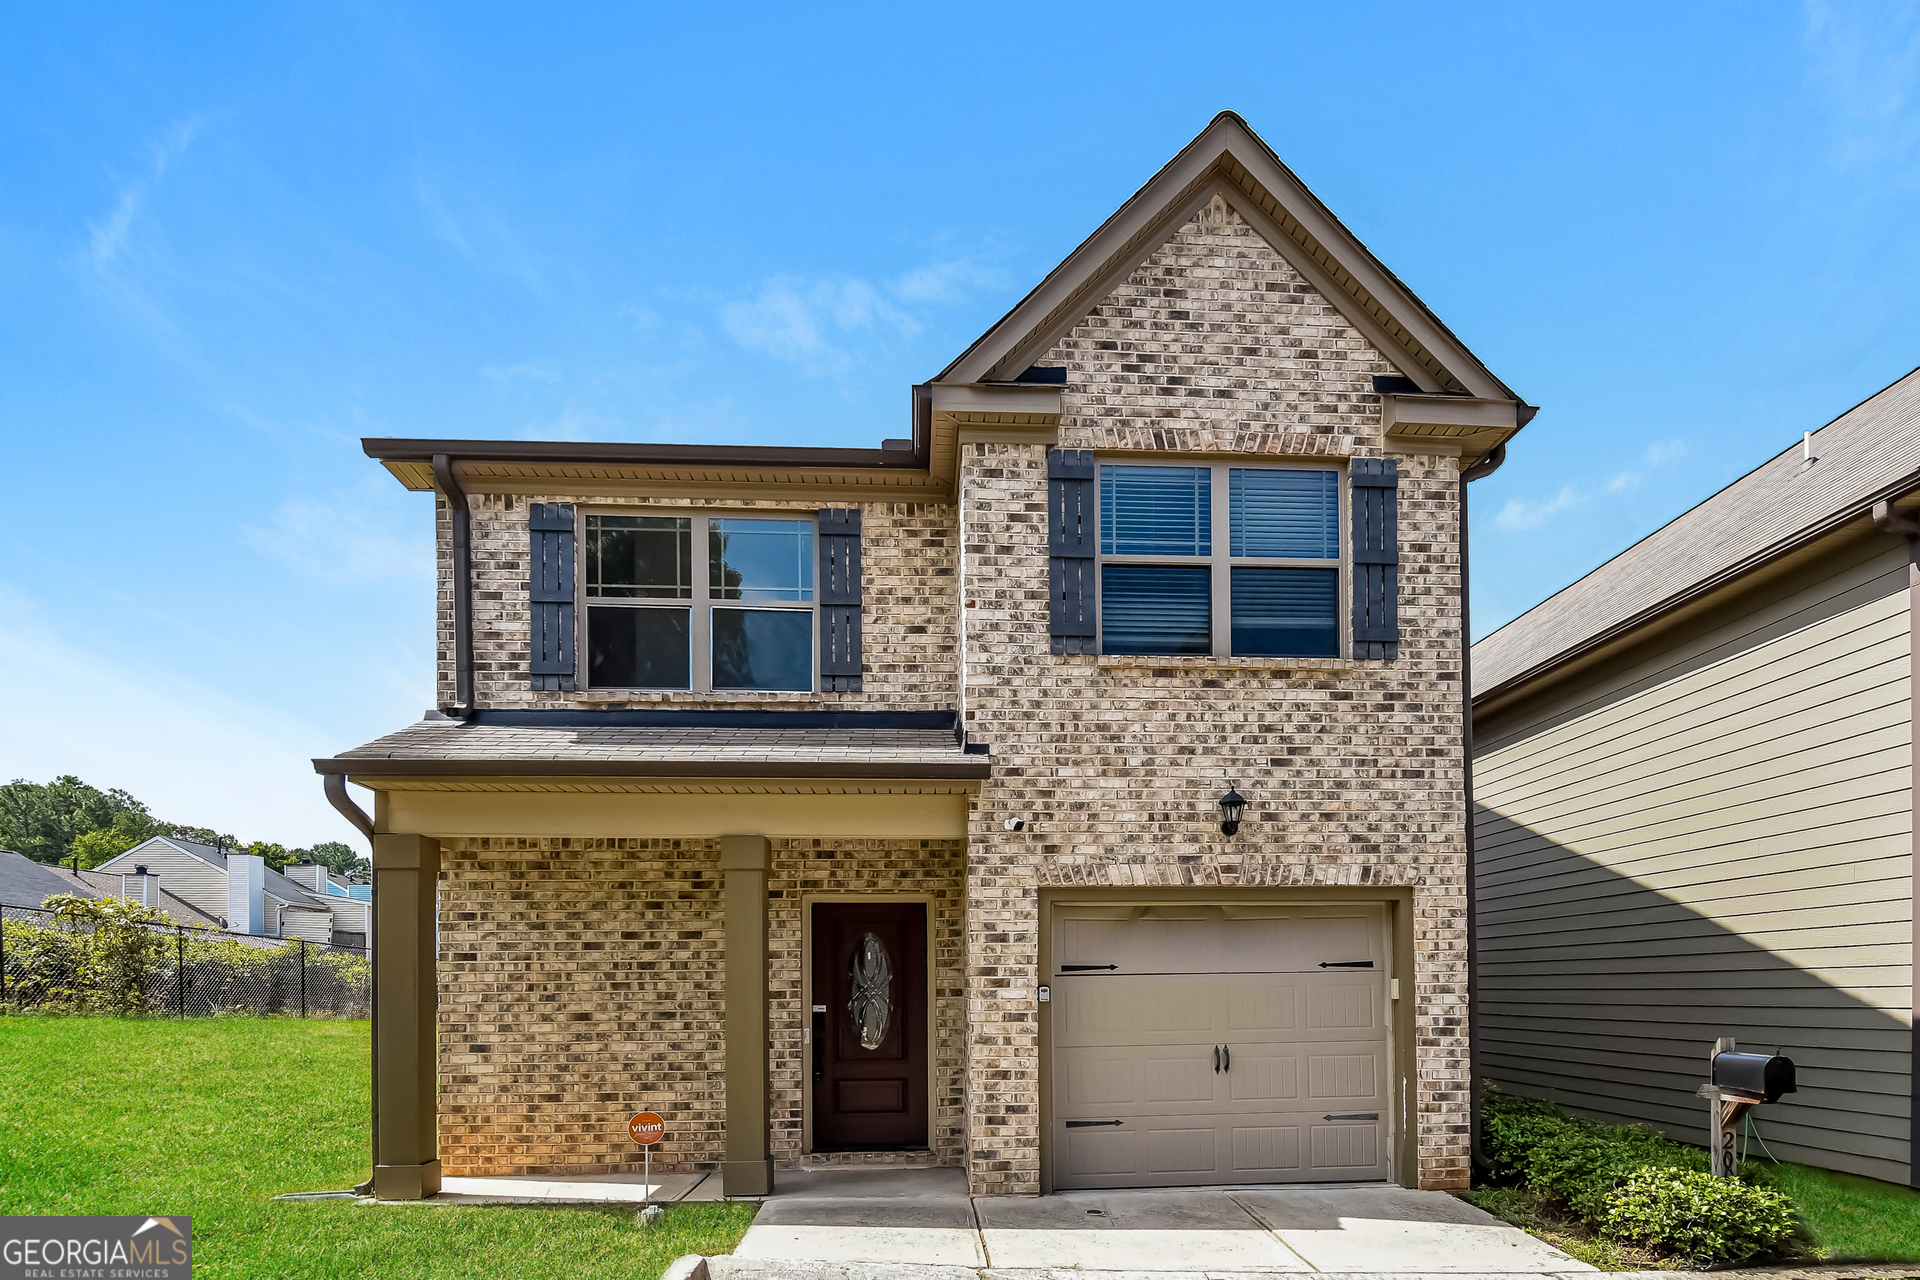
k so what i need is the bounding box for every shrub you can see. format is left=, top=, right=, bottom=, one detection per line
left=1480, top=1086, right=1795, bottom=1266
left=1603, top=1166, right=1795, bottom=1266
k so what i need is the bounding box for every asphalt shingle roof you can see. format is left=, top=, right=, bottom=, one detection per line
left=1473, top=367, right=1920, bottom=698
left=0, top=850, right=223, bottom=927
left=321, top=718, right=990, bottom=779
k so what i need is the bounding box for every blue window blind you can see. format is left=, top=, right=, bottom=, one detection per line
left=1229, top=469, right=1339, bottom=559
left=1101, top=565, right=1211, bottom=654
left=1100, top=466, right=1211, bottom=556
left=1230, top=568, right=1339, bottom=657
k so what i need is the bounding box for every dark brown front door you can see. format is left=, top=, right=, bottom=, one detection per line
left=812, top=901, right=927, bottom=1150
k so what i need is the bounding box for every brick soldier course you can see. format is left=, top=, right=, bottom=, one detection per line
left=319, top=112, right=1531, bottom=1201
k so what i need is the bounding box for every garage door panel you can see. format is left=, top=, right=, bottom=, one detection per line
left=1224, top=1049, right=1299, bottom=1103
left=1058, top=1045, right=1225, bottom=1116
left=1051, top=905, right=1391, bottom=1189
left=1231, top=1124, right=1303, bottom=1175
left=1056, top=977, right=1218, bottom=1043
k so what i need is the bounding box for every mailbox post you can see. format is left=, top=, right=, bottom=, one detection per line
left=1696, top=1037, right=1796, bottom=1177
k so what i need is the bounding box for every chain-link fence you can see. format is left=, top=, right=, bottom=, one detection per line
left=0, top=901, right=370, bottom=1018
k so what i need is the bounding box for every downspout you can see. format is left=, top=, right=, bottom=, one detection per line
left=431, top=453, right=474, bottom=716
left=322, top=769, right=379, bottom=1192
left=1459, top=439, right=1507, bottom=1178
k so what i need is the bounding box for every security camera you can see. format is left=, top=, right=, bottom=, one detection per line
left=1002, top=817, right=1027, bottom=832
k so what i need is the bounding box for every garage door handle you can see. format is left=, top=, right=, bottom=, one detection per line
left=1320, top=960, right=1374, bottom=968
left=1223, top=1045, right=1230, bottom=1071
left=1323, top=1113, right=1379, bottom=1121
left=1213, top=1045, right=1220, bottom=1073
left=1066, top=1120, right=1124, bottom=1128
left=1060, top=964, right=1118, bottom=972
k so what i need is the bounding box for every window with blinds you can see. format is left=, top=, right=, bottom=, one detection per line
left=1096, top=463, right=1342, bottom=658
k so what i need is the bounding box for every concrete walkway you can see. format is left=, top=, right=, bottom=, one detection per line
left=725, top=1170, right=1593, bottom=1275
left=430, top=1170, right=726, bottom=1204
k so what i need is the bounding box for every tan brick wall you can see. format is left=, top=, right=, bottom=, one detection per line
left=428, top=195, right=1476, bottom=1194
left=437, top=834, right=966, bottom=1177
left=436, top=497, right=957, bottom=711
left=957, top=200, right=1471, bottom=1193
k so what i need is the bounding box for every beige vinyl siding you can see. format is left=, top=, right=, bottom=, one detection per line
left=95, top=841, right=229, bottom=926
left=279, top=908, right=334, bottom=945
left=1474, top=536, right=1913, bottom=1183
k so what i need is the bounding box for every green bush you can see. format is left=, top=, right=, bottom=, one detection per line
left=1603, top=1166, right=1795, bottom=1266
left=1481, top=1086, right=1796, bottom=1266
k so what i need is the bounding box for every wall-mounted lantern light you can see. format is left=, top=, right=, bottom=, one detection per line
left=1219, top=786, right=1247, bottom=836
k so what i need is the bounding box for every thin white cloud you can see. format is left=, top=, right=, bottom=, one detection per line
left=892, top=256, right=1008, bottom=304
left=0, top=590, right=371, bottom=848
left=1493, top=439, right=1689, bottom=533
left=86, top=115, right=206, bottom=271
left=719, top=276, right=917, bottom=377
left=414, top=175, right=544, bottom=292
left=240, top=490, right=431, bottom=586
left=481, top=360, right=564, bottom=386
left=1494, top=485, right=1586, bottom=532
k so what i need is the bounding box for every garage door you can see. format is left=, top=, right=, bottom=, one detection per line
left=1050, top=904, right=1390, bottom=1189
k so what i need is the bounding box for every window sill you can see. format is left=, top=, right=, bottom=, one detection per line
left=1093, top=654, right=1368, bottom=675
left=570, top=688, right=833, bottom=705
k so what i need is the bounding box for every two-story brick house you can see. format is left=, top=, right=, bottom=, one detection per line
left=316, top=112, right=1532, bottom=1202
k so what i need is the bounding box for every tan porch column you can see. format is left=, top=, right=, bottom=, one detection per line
left=372, top=833, right=441, bottom=1200
left=721, top=834, right=773, bottom=1196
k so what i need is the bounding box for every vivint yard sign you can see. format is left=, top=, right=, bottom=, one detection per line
left=2, top=1216, right=191, bottom=1280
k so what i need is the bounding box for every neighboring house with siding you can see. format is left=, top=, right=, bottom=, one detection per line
left=90, top=837, right=371, bottom=950
left=0, top=848, right=223, bottom=927
left=1470, top=367, right=1920, bottom=1185
left=315, top=112, right=1536, bottom=1202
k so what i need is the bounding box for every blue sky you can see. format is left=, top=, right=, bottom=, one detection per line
left=4, top=2, right=1919, bottom=846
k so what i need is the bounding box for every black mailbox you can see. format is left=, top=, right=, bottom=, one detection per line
left=1712, top=1051, right=1796, bottom=1103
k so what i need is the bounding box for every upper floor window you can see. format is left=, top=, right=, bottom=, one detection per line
left=584, top=514, right=816, bottom=691
left=1096, top=463, right=1341, bottom=658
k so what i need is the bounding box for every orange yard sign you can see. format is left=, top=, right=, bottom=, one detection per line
left=629, top=1112, right=665, bottom=1146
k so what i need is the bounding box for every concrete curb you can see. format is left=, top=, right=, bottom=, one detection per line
left=661, top=1255, right=710, bottom=1280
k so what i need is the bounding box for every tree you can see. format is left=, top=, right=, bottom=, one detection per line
left=293, top=840, right=369, bottom=879
left=0, top=777, right=159, bottom=866
left=247, top=842, right=294, bottom=872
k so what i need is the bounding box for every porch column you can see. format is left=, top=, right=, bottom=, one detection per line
left=721, top=834, right=773, bottom=1196
left=372, top=833, right=441, bottom=1200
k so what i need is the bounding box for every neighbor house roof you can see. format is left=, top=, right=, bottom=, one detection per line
left=1473, top=365, right=1920, bottom=702
left=314, top=713, right=992, bottom=780
left=0, top=850, right=223, bottom=928
left=101, top=837, right=332, bottom=912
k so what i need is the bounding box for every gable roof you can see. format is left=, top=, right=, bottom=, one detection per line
left=936, top=111, right=1523, bottom=407
left=1472, top=364, right=1920, bottom=703
left=0, top=850, right=223, bottom=928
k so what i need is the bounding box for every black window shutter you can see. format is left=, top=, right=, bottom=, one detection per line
left=1048, top=448, right=1096, bottom=655
left=1350, top=459, right=1400, bottom=660
left=528, top=503, right=577, bottom=691
left=818, top=508, right=863, bottom=692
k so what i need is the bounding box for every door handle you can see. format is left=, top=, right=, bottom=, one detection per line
left=1213, top=1045, right=1220, bottom=1073
left=1066, top=1120, right=1124, bottom=1128
left=1323, top=1113, right=1380, bottom=1121
left=1319, top=960, right=1374, bottom=968
left=1060, top=964, right=1119, bottom=972
left=1223, top=1045, right=1231, bottom=1072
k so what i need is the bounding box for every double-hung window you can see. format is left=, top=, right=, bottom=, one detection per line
left=1096, top=463, right=1342, bottom=658
left=583, top=513, right=816, bottom=691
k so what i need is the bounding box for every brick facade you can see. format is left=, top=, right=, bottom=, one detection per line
left=425, top=197, right=1475, bottom=1194
left=437, top=835, right=966, bottom=1177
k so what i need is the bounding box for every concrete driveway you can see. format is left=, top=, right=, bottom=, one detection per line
left=720, top=1169, right=1594, bottom=1276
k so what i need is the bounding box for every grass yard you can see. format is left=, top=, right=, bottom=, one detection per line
left=0, top=1016, right=755, bottom=1280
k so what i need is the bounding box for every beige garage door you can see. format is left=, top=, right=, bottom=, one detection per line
left=1050, top=904, right=1391, bottom=1189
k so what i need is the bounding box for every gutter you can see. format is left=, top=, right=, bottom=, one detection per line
left=365, top=433, right=929, bottom=472
left=1459, top=441, right=1505, bottom=1178
left=312, top=757, right=993, bottom=781
left=322, top=774, right=375, bottom=841
left=430, top=454, right=473, bottom=716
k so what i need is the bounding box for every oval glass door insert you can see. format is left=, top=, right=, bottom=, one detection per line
left=847, top=932, right=893, bottom=1050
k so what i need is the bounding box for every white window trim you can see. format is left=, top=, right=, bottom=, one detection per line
left=577, top=508, right=818, bottom=693
left=1092, top=460, right=1348, bottom=659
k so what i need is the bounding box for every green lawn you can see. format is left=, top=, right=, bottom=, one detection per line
left=0, top=1016, right=755, bottom=1280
